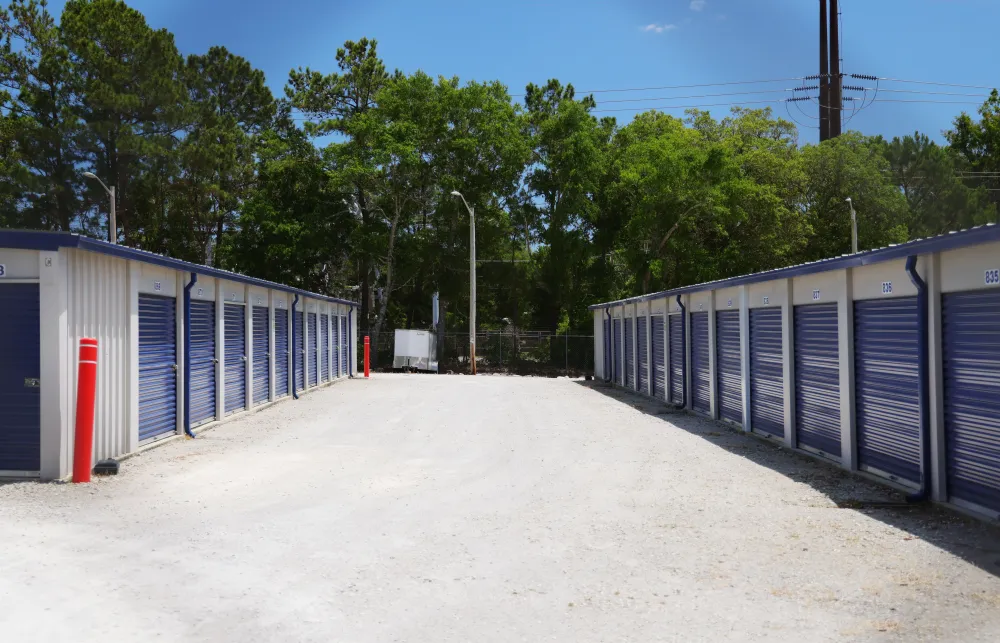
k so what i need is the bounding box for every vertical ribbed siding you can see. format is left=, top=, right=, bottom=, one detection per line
left=307, top=312, right=318, bottom=387
left=637, top=316, right=648, bottom=394
left=603, top=318, right=611, bottom=381
left=64, top=251, right=129, bottom=464
left=691, top=312, right=710, bottom=413
left=651, top=315, right=665, bottom=398
left=716, top=310, right=742, bottom=424
left=854, top=297, right=920, bottom=484
left=943, top=290, right=1000, bottom=515
left=624, top=318, right=635, bottom=389
left=669, top=315, right=684, bottom=405
left=224, top=304, right=246, bottom=414
left=750, top=308, right=784, bottom=438
left=794, top=303, right=841, bottom=457
left=340, top=316, right=348, bottom=377
left=274, top=310, right=289, bottom=397
left=252, top=306, right=270, bottom=405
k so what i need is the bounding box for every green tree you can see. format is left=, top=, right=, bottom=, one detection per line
left=947, top=90, right=1000, bottom=219
left=881, top=131, right=995, bottom=236
left=799, top=131, right=909, bottom=259
left=61, top=0, right=187, bottom=244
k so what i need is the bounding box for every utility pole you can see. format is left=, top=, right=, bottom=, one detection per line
left=829, top=0, right=843, bottom=138
left=819, top=0, right=830, bottom=141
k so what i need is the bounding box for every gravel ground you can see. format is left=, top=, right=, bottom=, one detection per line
left=1, top=374, right=1000, bottom=642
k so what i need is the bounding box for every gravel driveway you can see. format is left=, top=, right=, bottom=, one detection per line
left=1, top=374, right=999, bottom=642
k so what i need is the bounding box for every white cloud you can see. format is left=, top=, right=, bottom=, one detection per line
left=690, top=0, right=707, bottom=11
left=641, top=23, right=678, bottom=34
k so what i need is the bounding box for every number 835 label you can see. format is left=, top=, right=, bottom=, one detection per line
left=986, top=269, right=1000, bottom=286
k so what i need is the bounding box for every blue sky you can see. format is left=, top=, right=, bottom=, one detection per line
left=45, top=0, right=999, bottom=144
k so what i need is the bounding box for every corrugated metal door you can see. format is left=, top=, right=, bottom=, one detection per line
left=294, top=311, right=305, bottom=391
left=669, top=315, right=684, bottom=405
left=224, top=304, right=246, bottom=415
left=252, top=306, right=269, bottom=406
left=794, top=303, right=841, bottom=458
left=189, top=300, right=216, bottom=427
left=637, top=316, right=649, bottom=394
left=716, top=310, right=742, bottom=424
left=0, top=284, right=41, bottom=471
left=651, top=315, right=665, bottom=398
left=320, top=314, right=330, bottom=381
left=613, top=318, right=622, bottom=384
left=624, top=318, right=635, bottom=390
left=943, top=290, right=1000, bottom=515
left=750, top=308, right=784, bottom=438
left=307, top=312, right=318, bottom=387
left=691, top=312, right=710, bottom=414
left=138, top=294, right=177, bottom=443
left=332, top=315, right=340, bottom=377
left=340, top=317, right=348, bottom=376
left=274, top=310, right=289, bottom=398
left=603, top=318, right=611, bottom=381
left=855, top=298, right=920, bottom=484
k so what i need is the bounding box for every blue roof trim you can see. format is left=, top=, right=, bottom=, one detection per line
left=589, top=223, right=1000, bottom=310
left=0, top=230, right=358, bottom=307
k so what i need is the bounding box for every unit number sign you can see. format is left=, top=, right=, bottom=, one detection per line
left=881, top=281, right=893, bottom=294
left=986, top=269, right=1000, bottom=286
left=0, top=264, right=6, bottom=277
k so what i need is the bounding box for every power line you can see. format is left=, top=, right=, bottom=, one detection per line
left=594, top=89, right=804, bottom=104
left=851, top=74, right=997, bottom=91
left=589, top=97, right=984, bottom=114
left=508, top=77, right=811, bottom=98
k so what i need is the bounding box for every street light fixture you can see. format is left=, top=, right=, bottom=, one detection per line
left=83, top=172, right=116, bottom=245
left=845, top=197, right=858, bottom=254
left=451, top=190, right=476, bottom=375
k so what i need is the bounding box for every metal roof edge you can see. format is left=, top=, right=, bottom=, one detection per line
left=0, top=230, right=358, bottom=307
left=588, top=223, right=1000, bottom=310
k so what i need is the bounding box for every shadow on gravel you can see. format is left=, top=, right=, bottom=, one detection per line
left=577, top=379, right=1000, bottom=581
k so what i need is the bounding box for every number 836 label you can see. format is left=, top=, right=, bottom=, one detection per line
left=986, top=269, right=1000, bottom=286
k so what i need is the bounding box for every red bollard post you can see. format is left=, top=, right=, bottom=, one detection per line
left=364, top=335, right=370, bottom=378
left=73, top=338, right=99, bottom=483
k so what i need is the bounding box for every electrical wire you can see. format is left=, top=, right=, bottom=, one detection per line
left=508, top=77, right=811, bottom=98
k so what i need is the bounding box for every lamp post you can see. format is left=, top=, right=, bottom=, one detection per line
left=845, top=197, right=858, bottom=254
left=451, top=190, right=476, bottom=375
left=83, top=172, right=116, bottom=245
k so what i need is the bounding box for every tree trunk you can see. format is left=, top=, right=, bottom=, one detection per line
left=370, top=205, right=401, bottom=368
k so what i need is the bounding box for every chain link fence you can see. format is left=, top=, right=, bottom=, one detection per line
left=364, top=330, right=594, bottom=376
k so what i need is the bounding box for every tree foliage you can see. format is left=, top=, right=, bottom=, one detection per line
left=1, top=2, right=997, bottom=354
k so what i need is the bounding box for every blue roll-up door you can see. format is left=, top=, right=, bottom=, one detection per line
left=651, top=315, right=665, bottom=398
left=943, top=290, right=1000, bottom=516
left=294, top=311, right=305, bottom=392
left=252, top=306, right=270, bottom=406
left=189, top=300, right=216, bottom=427
left=307, top=312, right=318, bottom=387
left=613, top=318, right=622, bottom=384
left=750, top=308, right=784, bottom=438
left=855, top=298, right=920, bottom=484
left=320, top=314, right=330, bottom=382
left=624, top=318, right=635, bottom=390
left=137, top=294, right=177, bottom=443
left=716, top=310, right=742, bottom=424
left=691, top=312, right=710, bottom=414
left=637, top=316, right=649, bottom=394
left=794, top=303, right=841, bottom=458
left=224, top=304, right=246, bottom=415
left=340, top=316, right=348, bottom=376
left=332, top=315, right=340, bottom=377
left=669, top=315, right=684, bottom=405
left=0, top=284, right=41, bottom=471
left=274, top=310, right=289, bottom=398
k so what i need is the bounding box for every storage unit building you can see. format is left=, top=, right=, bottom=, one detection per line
left=0, top=231, right=357, bottom=480
left=590, top=224, right=1000, bottom=522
